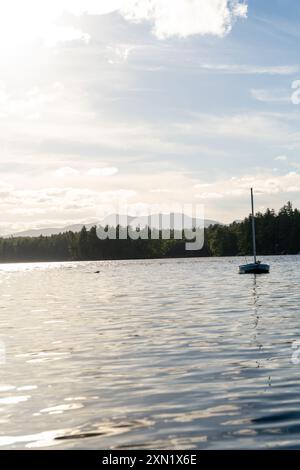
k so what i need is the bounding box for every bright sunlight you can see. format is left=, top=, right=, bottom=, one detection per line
left=0, top=0, right=123, bottom=55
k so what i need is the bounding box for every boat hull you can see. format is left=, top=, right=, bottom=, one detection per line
left=239, top=263, right=270, bottom=274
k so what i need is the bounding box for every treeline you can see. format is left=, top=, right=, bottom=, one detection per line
left=1, top=202, right=300, bottom=263
left=207, top=202, right=300, bottom=256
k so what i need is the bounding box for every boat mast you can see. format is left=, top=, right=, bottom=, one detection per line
left=251, top=188, right=257, bottom=264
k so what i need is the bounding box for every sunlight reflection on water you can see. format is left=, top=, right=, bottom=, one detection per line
left=0, top=256, right=300, bottom=449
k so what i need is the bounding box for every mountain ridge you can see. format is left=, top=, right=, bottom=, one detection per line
left=9, top=214, right=222, bottom=238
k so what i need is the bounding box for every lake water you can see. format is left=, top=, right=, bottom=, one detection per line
left=0, top=256, right=300, bottom=449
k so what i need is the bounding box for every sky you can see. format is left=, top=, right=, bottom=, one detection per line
left=1, top=0, right=300, bottom=234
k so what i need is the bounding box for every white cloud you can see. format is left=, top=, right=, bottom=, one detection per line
left=86, top=167, right=119, bottom=177
left=0, top=83, right=65, bottom=120
left=43, top=26, right=90, bottom=48
left=232, top=2, right=247, bottom=17
left=54, top=167, right=80, bottom=177
left=194, top=171, right=300, bottom=200
left=121, top=0, right=248, bottom=39
left=178, top=112, right=294, bottom=143
left=195, top=192, right=224, bottom=200
left=251, top=88, right=291, bottom=102
left=0, top=1, right=100, bottom=52
left=0, top=186, right=139, bottom=234
left=0, top=167, right=203, bottom=234
left=0, top=181, right=14, bottom=192
left=106, top=45, right=135, bottom=64
left=275, top=155, right=287, bottom=161
left=3, top=164, right=300, bottom=233
left=150, top=188, right=170, bottom=193
left=0, top=0, right=248, bottom=52
left=10, top=207, right=46, bottom=216
left=52, top=0, right=248, bottom=39
left=201, top=64, right=300, bottom=75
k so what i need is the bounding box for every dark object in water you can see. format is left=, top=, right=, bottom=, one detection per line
left=239, top=262, right=270, bottom=274
left=239, top=188, right=270, bottom=275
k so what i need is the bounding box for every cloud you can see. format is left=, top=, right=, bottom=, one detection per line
left=150, top=188, right=170, bottom=193
left=0, top=1, right=102, bottom=51
left=201, top=64, right=300, bottom=75
left=0, top=0, right=248, bottom=51
left=54, top=167, right=80, bottom=177
left=194, top=172, right=300, bottom=200
left=106, top=45, right=135, bottom=64
left=195, top=192, right=224, bottom=200
left=275, top=155, right=287, bottom=161
left=47, top=1, right=248, bottom=39
left=0, top=186, right=139, bottom=234
left=0, top=83, right=65, bottom=120
left=177, top=112, right=294, bottom=144
left=86, top=167, right=119, bottom=177
left=0, top=181, right=14, bottom=193
left=0, top=166, right=204, bottom=234
left=53, top=167, right=119, bottom=178
left=251, top=88, right=291, bottom=102
left=43, top=26, right=90, bottom=48
left=121, top=0, right=248, bottom=39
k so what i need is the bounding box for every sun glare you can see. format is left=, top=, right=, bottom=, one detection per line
left=0, top=0, right=126, bottom=56
left=0, top=1, right=92, bottom=56
left=0, top=3, right=53, bottom=55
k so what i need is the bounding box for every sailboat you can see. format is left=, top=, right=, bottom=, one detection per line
left=239, top=188, right=270, bottom=274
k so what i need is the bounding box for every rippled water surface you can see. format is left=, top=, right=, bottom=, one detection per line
left=1, top=256, right=300, bottom=449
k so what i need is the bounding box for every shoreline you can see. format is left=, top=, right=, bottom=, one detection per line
left=0, top=253, right=298, bottom=266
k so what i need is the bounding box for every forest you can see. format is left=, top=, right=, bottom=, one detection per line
left=0, top=202, right=300, bottom=262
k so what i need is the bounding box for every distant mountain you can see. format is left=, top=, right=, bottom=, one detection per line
left=10, top=215, right=222, bottom=238
left=10, top=223, right=96, bottom=238
left=100, top=214, right=221, bottom=230
left=205, top=219, right=222, bottom=227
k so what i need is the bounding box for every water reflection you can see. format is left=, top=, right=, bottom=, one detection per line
left=251, top=276, right=263, bottom=367
left=0, top=257, right=299, bottom=449
left=251, top=276, right=273, bottom=387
